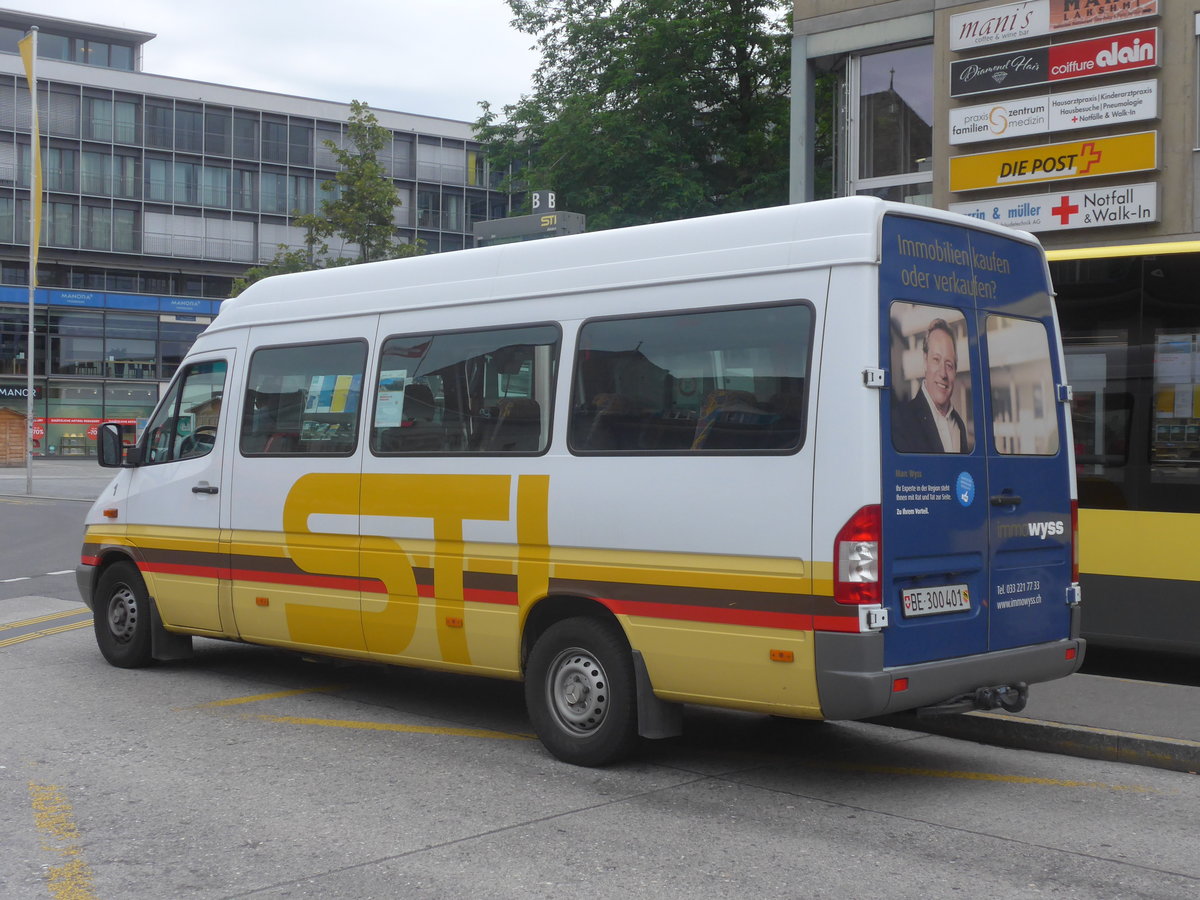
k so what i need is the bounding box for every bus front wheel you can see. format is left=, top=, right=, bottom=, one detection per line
left=525, top=617, right=639, bottom=766
left=93, top=561, right=153, bottom=669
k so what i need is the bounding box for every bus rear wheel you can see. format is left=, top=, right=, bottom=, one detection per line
left=93, top=561, right=153, bottom=669
left=525, top=617, right=639, bottom=766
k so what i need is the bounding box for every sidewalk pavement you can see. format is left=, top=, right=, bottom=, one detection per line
left=0, top=458, right=114, bottom=502
left=4, top=459, right=1198, bottom=774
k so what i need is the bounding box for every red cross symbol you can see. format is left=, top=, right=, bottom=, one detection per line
left=1051, top=196, right=1078, bottom=225
left=1077, top=142, right=1102, bottom=175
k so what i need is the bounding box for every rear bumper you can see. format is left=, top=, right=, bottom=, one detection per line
left=815, top=626, right=1085, bottom=720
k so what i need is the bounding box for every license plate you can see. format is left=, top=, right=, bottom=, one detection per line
left=901, top=584, right=971, bottom=617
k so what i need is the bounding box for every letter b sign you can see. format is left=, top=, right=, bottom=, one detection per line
left=531, top=191, right=557, bottom=212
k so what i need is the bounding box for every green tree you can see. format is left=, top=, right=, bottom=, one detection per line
left=476, top=0, right=792, bottom=230
left=231, top=101, right=422, bottom=296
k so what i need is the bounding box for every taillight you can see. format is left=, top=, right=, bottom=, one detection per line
left=835, top=504, right=881, bottom=605
left=1070, top=499, right=1079, bottom=582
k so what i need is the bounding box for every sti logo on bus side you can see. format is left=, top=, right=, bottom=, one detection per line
left=997, top=519, right=1067, bottom=540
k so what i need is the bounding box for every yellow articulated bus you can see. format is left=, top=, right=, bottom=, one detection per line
left=1049, top=241, right=1200, bottom=656
left=78, top=198, right=1083, bottom=765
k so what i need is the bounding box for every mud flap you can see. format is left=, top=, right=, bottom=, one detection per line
left=633, top=650, right=683, bottom=739
left=149, top=597, right=195, bottom=661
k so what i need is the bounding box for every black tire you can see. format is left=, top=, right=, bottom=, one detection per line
left=93, top=561, right=153, bottom=668
left=524, top=616, right=639, bottom=766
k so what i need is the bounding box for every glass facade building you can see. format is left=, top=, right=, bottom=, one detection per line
left=0, top=9, right=515, bottom=456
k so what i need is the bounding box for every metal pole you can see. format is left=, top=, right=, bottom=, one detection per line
left=21, top=27, right=39, bottom=495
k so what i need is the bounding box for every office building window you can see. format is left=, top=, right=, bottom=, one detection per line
left=233, top=113, right=259, bottom=159
left=45, top=201, right=77, bottom=247
left=81, top=151, right=111, bottom=195
left=113, top=154, right=139, bottom=199
left=175, top=106, right=203, bottom=153
left=202, top=166, right=230, bottom=208
left=145, top=103, right=173, bottom=149
left=112, top=208, right=137, bottom=253
left=84, top=97, right=113, bottom=141
left=288, top=175, right=312, bottom=215
left=0, top=194, right=12, bottom=243
left=173, top=161, right=200, bottom=205
left=262, top=120, right=288, bottom=163
left=261, top=172, right=288, bottom=214
left=289, top=122, right=313, bottom=166
left=851, top=44, right=932, bottom=204
left=233, top=169, right=256, bottom=211
left=46, top=91, right=79, bottom=137
left=81, top=205, right=111, bottom=251
left=205, top=108, right=232, bottom=156
left=114, top=100, right=139, bottom=144
left=46, top=147, right=78, bottom=192
left=146, top=158, right=170, bottom=202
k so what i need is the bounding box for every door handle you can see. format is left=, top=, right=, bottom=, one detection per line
left=990, top=493, right=1021, bottom=507
left=192, top=483, right=219, bottom=495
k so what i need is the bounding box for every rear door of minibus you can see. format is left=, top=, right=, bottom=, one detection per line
left=879, top=214, right=1073, bottom=668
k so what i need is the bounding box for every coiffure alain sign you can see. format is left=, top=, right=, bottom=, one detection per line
left=950, top=0, right=1158, bottom=52
left=950, top=28, right=1157, bottom=98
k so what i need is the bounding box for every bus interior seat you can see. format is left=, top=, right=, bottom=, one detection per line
left=486, top=398, right=542, bottom=452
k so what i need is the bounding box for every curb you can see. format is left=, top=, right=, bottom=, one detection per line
left=0, top=492, right=97, bottom=503
left=872, top=711, right=1200, bottom=774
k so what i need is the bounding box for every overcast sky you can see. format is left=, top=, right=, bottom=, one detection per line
left=28, top=0, right=539, bottom=122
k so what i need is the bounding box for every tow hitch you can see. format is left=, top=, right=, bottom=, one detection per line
left=915, top=682, right=1028, bottom=717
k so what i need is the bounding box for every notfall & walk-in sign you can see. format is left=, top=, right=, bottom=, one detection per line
left=949, top=182, right=1158, bottom=233
left=948, top=131, right=1157, bottom=193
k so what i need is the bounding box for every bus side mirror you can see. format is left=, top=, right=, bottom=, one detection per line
left=97, top=422, right=137, bottom=468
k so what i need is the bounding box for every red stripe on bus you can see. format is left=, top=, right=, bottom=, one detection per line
left=141, top=562, right=389, bottom=595
left=812, top=615, right=862, bottom=633
left=464, top=587, right=519, bottom=606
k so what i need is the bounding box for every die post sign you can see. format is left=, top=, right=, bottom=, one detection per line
left=949, top=131, right=1157, bottom=193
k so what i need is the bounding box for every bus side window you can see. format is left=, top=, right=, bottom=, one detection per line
left=371, top=324, right=560, bottom=455
left=569, top=303, right=812, bottom=454
left=240, top=341, right=366, bottom=457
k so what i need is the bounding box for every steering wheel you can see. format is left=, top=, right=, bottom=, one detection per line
left=179, top=425, right=218, bottom=458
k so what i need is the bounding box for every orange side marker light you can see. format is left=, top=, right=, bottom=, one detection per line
left=255, top=596, right=270, bottom=607
left=102, top=508, right=119, bottom=519
left=446, top=616, right=464, bottom=628
left=769, top=649, right=794, bottom=663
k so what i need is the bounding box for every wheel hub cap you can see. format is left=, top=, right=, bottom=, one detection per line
left=548, top=649, right=608, bottom=735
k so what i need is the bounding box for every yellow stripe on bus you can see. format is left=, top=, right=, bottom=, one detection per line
left=1079, top=509, right=1200, bottom=583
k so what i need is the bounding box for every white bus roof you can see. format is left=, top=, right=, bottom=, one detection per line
left=211, top=197, right=1039, bottom=332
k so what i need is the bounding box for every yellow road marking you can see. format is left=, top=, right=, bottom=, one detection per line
left=28, top=783, right=99, bottom=900
left=0, top=621, right=90, bottom=649
left=0, top=609, right=89, bottom=633
left=251, top=712, right=534, bottom=741
left=185, top=686, right=347, bottom=709
left=827, top=761, right=1155, bottom=792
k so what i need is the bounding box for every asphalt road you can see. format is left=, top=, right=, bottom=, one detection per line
left=4, top=610, right=1200, bottom=900
left=0, top=495, right=1197, bottom=898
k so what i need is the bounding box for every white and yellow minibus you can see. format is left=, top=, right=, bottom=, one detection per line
left=79, top=197, right=1084, bottom=765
